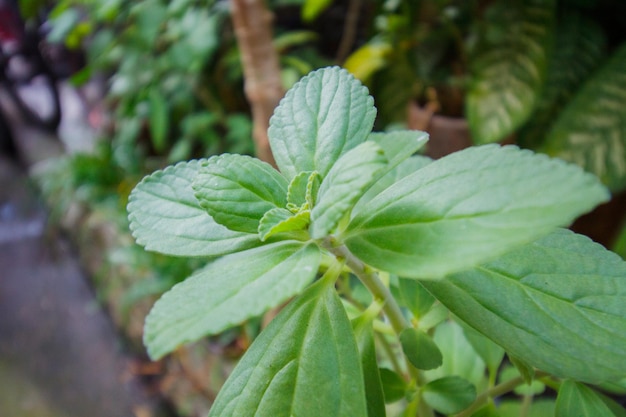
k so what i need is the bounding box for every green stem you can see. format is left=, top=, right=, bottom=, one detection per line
left=323, top=240, right=409, bottom=335
left=456, top=371, right=550, bottom=417
left=322, top=239, right=434, bottom=417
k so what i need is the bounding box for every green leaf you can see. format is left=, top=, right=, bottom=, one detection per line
left=540, top=42, right=626, bottom=192
left=398, top=278, right=436, bottom=319
left=302, top=0, right=332, bottom=21
left=192, top=154, right=288, bottom=233
left=148, top=89, right=169, bottom=153
left=353, top=155, right=432, bottom=216
left=268, top=66, right=377, bottom=179
left=379, top=368, right=407, bottom=404
left=421, top=229, right=626, bottom=384
left=344, top=42, right=393, bottom=82
left=556, top=380, right=616, bottom=417
left=399, top=327, right=442, bottom=370
left=367, top=130, right=429, bottom=173
left=518, top=12, right=606, bottom=149
left=509, top=354, right=535, bottom=385
left=128, top=160, right=259, bottom=257
left=258, top=208, right=310, bottom=241
left=208, top=275, right=367, bottom=417
left=310, top=141, right=388, bottom=238
left=460, top=322, right=505, bottom=375
left=466, top=0, right=555, bottom=144
left=421, top=376, right=477, bottom=415
left=287, top=171, right=320, bottom=209
left=352, top=316, right=386, bottom=417
left=344, top=145, right=609, bottom=279
left=144, top=241, right=320, bottom=360
left=423, top=321, right=486, bottom=390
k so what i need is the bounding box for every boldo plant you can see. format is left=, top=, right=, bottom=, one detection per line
left=128, top=67, right=626, bottom=416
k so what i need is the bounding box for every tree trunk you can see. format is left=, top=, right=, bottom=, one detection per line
left=230, top=0, right=284, bottom=166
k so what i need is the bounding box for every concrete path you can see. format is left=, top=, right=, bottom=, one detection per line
left=0, top=83, right=167, bottom=416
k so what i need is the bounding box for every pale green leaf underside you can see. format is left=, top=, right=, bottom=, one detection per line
left=192, top=154, right=288, bottom=233
left=127, top=159, right=259, bottom=257
left=209, top=276, right=367, bottom=417
left=344, top=145, right=609, bottom=279
left=144, top=241, right=321, bottom=360
left=540, top=42, right=626, bottom=192
left=268, top=66, right=376, bottom=179
left=422, top=229, right=626, bottom=384
left=310, top=141, right=387, bottom=238
left=466, top=1, right=554, bottom=144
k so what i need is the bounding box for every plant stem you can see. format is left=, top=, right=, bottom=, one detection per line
left=456, top=371, right=550, bottom=417
left=324, top=240, right=409, bottom=335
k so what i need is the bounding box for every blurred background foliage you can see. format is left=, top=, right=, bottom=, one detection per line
left=20, top=0, right=626, bottom=413
left=30, top=0, right=626, bottom=334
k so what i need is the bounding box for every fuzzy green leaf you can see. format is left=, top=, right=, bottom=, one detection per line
left=208, top=276, right=367, bottom=417
left=367, top=130, right=429, bottom=172
left=287, top=171, right=320, bottom=209
left=399, top=327, right=442, bottom=371
left=128, top=159, right=259, bottom=257
left=540, top=42, right=626, bottom=192
left=353, top=155, right=432, bottom=216
left=422, top=229, right=626, bottom=384
left=144, top=241, right=320, bottom=360
left=421, top=376, right=477, bottom=415
left=310, top=141, right=387, bottom=238
left=344, top=145, right=609, bottom=279
left=466, top=0, right=555, bottom=144
left=192, top=154, right=288, bottom=233
left=268, top=66, right=377, bottom=179
left=556, top=381, right=617, bottom=417
left=258, top=208, right=310, bottom=241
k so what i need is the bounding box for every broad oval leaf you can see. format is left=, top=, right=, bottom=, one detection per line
left=208, top=275, right=367, bottom=417
left=422, top=229, right=626, bottom=384
left=466, top=0, right=554, bottom=144
left=540, top=42, right=626, bottom=192
left=268, top=66, right=377, bottom=179
left=144, top=241, right=321, bottom=360
left=127, top=159, right=259, bottom=257
left=192, top=154, right=288, bottom=233
left=421, top=376, right=477, bottom=415
left=344, top=145, right=609, bottom=279
left=310, top=141, right=387, bottom=238
left=399, top=327, right=442, bottom=371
